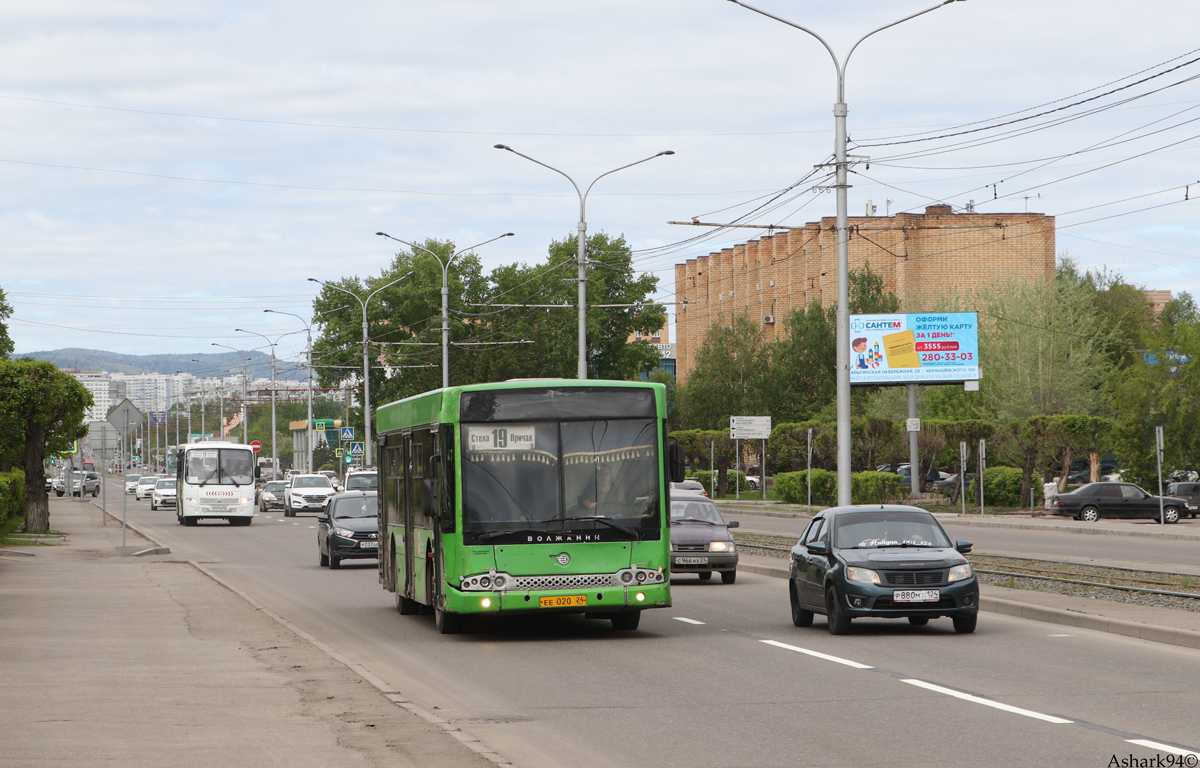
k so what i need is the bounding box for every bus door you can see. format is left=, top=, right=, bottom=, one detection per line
left=402, top=433, right=415, bottom=600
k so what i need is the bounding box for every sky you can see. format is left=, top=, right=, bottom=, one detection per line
left=4, top=0, right=1199, bottom=373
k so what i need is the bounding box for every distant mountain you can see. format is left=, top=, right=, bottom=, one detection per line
left=21, top=347, right=288, bottom=379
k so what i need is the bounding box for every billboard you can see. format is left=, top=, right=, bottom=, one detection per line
left=849, top=312, right=979, bottom=386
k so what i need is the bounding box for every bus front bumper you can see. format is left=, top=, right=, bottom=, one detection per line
left=443, top=582, right=670, bottom=616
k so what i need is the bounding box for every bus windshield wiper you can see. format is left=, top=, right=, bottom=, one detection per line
left=479, top=528, right=548, bottom=541
left=557, top=516, right=640, bottom=540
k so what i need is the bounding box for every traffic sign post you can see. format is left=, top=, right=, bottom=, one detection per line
left=1156, top=426, right=1165, bottom=525
left=730, top=417, right=771, bottom=501
left=250, top=440, right=262, bottom=453
left=348, top=442, right=365, bottom=457
left=340, top=427, right=355, bottom=441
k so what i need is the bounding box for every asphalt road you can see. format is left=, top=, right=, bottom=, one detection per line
left=721, top=509, right=1200, bottom=574
left=95, top=477, right=1200, bottom=768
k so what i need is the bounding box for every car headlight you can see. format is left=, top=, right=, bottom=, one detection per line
left=708, top=541, right=736, bottom=552
left=947, top=564, right=974, bottom=583
left=333, top=527, right=355, bottom=539
left=846, top=566, right=881, bottom=585
left=291, top=498, right=303, bottom=506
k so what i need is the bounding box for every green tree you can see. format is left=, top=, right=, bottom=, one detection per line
left=0, top=361, right=92, bottom=532
left=677, top=313, right=770, bottom=430
left=0, top=285, right=13, bottom=360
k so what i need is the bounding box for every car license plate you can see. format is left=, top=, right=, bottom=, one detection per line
left=676, top=556, right=709, bottom=565
left=359, top=540, right=378, bottom=549
left=539, top=595, right=587, bottom=608
left=894, top=589, right=939, bottom=603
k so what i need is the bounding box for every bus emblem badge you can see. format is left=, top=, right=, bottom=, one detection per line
left=554, top=553, right=570, bottom=566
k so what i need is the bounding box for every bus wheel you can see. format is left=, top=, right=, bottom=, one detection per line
left=611, top=612, right=641, bottom=631
left=435, top=607, right=463, bottom=634
left=397, top=595, right=421, bottom=615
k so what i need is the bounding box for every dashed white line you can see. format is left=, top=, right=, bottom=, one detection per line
left=759, top=639, right=873, bottom=669
left=1126, top=740, right=1200, bottom=758
left=900, top=679, right=1072, bottom=724
left=673, top=617, right=705, bottom=625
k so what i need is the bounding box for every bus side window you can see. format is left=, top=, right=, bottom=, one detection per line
left=438, top=425, right=456, bottom=534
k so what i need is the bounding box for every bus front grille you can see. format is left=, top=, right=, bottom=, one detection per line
left=511, top=573, right=617, bottom=591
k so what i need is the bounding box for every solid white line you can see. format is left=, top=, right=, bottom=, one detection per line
left=901, top=679, right=1072, bottom=724
left=760, top=639, right=873, bottom=669
left=673, top=617, right=705, bottom=625
left=1126, top=739, right=1200, bottom=758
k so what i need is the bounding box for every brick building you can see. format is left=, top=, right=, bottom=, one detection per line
left=673, top=204, right=1056, bottom=382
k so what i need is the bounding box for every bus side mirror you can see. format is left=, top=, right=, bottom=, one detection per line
left=421, top=478, right=438, bottom=517
left=669, top=443, right=687, bottom=484
left=255, top=465, right=261, bottom=479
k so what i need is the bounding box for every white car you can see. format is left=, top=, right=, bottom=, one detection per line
left=151, top=478, right=177, bottom=510
left=282, top=474, right=336, bottom=517
left=124, top=474, right=142, bottom=494
left=135, top=476, right=159, bottom=500
left=343, top=470, right=378, bottom=492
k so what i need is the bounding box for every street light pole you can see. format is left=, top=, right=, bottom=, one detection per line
left=233, top=330, right=281, bottom=475
left=728, top=0, right=964, bottom=505
left=374, top=232, right=514, bottom=389
left=494, top=145, right=674, bottom=379
left=211, top=344, right=253, bottom=444
left=307, top=272, right=415, bottom=467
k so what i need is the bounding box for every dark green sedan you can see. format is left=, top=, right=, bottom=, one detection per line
left=789, top=505, right=979, bottom=635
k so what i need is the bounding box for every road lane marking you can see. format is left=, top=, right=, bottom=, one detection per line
left=1126, top=739, right=1200, bottom=758
left=760, top=639, right=873, bottom=669
left=673, top=617, right=705, bottom=625
left=900, top=679, right=1072, bottom=724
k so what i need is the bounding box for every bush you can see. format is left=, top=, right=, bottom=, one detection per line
left=0, top=470, right=26, bottom=524
left=776, top=469, right=904, bottom=507
left=690, top=470, right=747, bottom=497
left=967, top=466, right=1032, bottom=508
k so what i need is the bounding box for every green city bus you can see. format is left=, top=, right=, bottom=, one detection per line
left=375, top=379, right=685, bottom=634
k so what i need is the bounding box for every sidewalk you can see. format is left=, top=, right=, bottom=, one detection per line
left=738, top=553, right=1200, bottom=650
left=0, top=498, right=499, bottom=768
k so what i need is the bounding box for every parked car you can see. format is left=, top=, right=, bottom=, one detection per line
left=318, top=470, right=343, bottom=492
left=150, top=478, right=177, bottom=510
left=317, top=491, right=379, bottom=568
left=258, top=480, right=287, bottom=513
left=933, top=473, right=975, bottom=493
left=788, top=505, right=978, bottom=635
left=124, top=474, right=142, bottom=494
left=282, top=474, right=337, bottom=517
left=1049, top=482, right=1187, bottom=524
left=1166, top=482, right=1200, bottom=519
left=1066, top=464, right=1119, bottom=485
left=886, top=465, right=951, bottom=492
left=53, top=471, right=101, bottom=497
left=670, top=479, right=707, bottom=497
left=343, top=469, right=378, bottom=492
left=669, top=492, right=738, bottom=583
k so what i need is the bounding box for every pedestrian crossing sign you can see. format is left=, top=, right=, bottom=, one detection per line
left=348, top=442, right=365, bottom=456
left=340, top=427, right=355, bottom=441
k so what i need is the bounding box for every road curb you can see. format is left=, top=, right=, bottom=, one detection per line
left=736, top=557, right=1200, bottom=651
left=88, top=500, right=516, bottom=768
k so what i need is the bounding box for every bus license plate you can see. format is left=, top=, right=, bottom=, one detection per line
left=676, top=557, right=708, bottom=565
left=359, top=540, right=378, bottom=549
left=539, top=595, right=587, bottom=608
left=894, top=590, right=939, bottom=603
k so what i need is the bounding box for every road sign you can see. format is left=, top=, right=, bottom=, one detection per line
left=730, top=416, right=771, bottom=440
left=106, top=398, right=145, bottom=437
left=66, top=440, right=78, bottom=454
left=906, top=418, right=922, bottom=433
left=348, top=442, right=365, bottom=457
left=335, top=448, right=344, bottom=458
left=250, top=440, right=262, bottom=453
left=340, top=426, right=355, bottom=441
left=314, top=418, right=335, bottom=430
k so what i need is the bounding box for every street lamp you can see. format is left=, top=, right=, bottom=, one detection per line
left=263, top=305, right=350, bottom=473
left=494, top=144, right=674, bottom=379
left=211, top=344, right=255, bottom=444
left=728, top=0, right=965, bottom=505
left=233, top=329, right=283, bottom=477
left=190, top=359, right=233, bottom=439
left=375, top=232, right=514, bottom=389
left=307, top=271, right=416, bottom=467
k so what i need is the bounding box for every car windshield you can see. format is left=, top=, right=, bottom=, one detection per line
left=461, top=418, right=660, bottom=540
left=264, top=482, right=286, bottom=492
left=333, top=495, right=378, bottom=519
left=670, top=499, right=725, bottom=525
left=833, top=510, right=951, bottom=549
left=125, top=475, right=141, bottom=482
left=138, top=478, right=157, bottom=486
left=294, top=476, right=332, bottom=489
left=345, top=474, right=378, bottom=490
left=155, top=479, right=176, bottom=489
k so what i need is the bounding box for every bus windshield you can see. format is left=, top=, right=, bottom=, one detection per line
left=184, top=448, right=255, bottom=487
left=461, top=419, right=660, bottom=540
